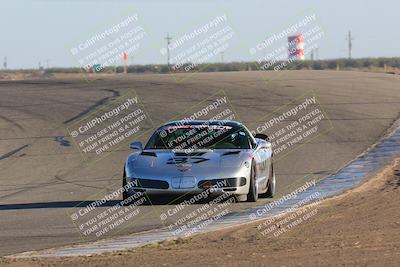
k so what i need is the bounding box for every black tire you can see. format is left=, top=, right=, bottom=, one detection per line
left=260, top=162, right=275, bottom=198
left=247, top=161, right=258, bottom=202
left=122, top=168, right=132, bottom=206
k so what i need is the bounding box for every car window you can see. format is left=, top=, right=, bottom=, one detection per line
left=145, top=125, right=251, bottom=150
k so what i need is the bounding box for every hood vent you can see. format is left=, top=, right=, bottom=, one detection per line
left=141, top=151, right=157, bottom=157
left=222, top=151, right=241, bottom=156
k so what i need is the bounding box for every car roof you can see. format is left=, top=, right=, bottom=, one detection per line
left=162, top=120, right=243, bottom=128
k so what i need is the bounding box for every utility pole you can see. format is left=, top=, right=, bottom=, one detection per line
left=220, top=51, right=224, bottom=63
left=3, top=57, right=7, bottom=69
left=165, top=33, right=172, bottom=68
left=46, top=59, right=50, bottom=69
left=346, top=31, right=354, bottom=59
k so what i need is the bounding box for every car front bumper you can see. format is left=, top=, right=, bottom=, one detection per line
left=125, top=176, right=249, bottom=195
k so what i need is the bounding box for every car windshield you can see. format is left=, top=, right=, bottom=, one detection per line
left=145, top=124, right=252, bottom=150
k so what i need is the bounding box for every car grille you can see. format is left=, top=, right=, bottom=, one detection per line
left=198, top=177, right=246, bottom=189
left=130, top=178, right=169, bottom=189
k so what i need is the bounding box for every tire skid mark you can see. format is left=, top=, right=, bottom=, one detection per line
left=0, top=144, right=30, bottom=160
left=63, top=89, right=120, bottom=124
left=54, top=136, right=70, bottom=147
left=54, top=175, right=106, bottom=190
left=0, top=115, right=24, bottom=131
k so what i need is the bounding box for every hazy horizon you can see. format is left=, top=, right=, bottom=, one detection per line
left=1, top=0, right=399, bottom=69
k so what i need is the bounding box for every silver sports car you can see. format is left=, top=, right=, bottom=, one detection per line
left=123, top=120, right=275, bottom=202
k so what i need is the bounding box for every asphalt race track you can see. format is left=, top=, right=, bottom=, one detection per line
left=1, top=70, right=399, bottom=256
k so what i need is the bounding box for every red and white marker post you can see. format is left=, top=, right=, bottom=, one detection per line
left=123, top=51, right=128, bottom=74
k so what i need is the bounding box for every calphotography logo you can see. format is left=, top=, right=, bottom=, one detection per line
left=249, top=91, right=333, bottom=161
left=69, top=12, right=150, bottom=81
left=247, top=10, right=326, bottom=85
left=66, top=90, right=153, bottom=164
left=158, top=13, right=236, bottom=82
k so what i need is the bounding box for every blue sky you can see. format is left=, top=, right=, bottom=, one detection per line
left=1, top=0, right=398, bottom=69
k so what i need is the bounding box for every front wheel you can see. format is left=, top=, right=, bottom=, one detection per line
left=122, top=168, right=132, bottom=206
left=247, top=161, right=258, bottom=202
left=260, top=162, right=275, bottom=198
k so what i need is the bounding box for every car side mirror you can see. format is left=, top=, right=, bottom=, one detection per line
left=258, top=141, right=272, bottom=150
left=255, top=133, right=269, bottom=141
left=264, top=142, right=272, bottom=149
left=129, top=141, right=143, bottom=152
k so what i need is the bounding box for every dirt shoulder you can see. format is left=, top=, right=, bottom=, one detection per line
left=2, top=159, right=400, bottom=267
